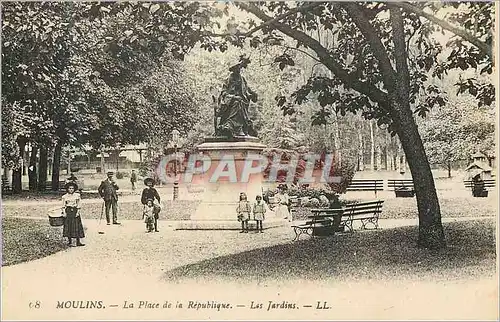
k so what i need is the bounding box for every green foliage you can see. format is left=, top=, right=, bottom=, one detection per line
left=2, top=2, right=202, bottom=168
left=420, top=75, right=495, bottom=169
left=261, top=147, right=355, bottom=193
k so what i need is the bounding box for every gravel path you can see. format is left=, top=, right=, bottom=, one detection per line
left=2, top=216, right=497, bottom=320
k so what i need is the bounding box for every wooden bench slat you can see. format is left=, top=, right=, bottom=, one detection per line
left=347, top=203, right=384, bottom=209
left=305, top=220, right=331, bottom=226
left=310, top=208, right=344, bottom=213
left=345, top=202, right=383, bottom=208
left=347, top=179, right=384, bottom=193
left=345, top=209, right=382, bottom=216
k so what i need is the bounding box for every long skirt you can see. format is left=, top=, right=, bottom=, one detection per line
left=275, top=204, right=290, bottom=220
left=63, top=206, right=85, bottom=238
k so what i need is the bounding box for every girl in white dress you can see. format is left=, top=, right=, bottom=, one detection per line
left=274, top=185, right=291, bottom=222
left=236, top=192, right=251, bottom=233
left=61, top=182, right=85, bottom=246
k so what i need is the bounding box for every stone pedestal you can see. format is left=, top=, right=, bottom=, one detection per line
left=177, top=138, right=287, bottom=230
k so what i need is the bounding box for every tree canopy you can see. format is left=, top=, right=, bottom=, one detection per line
left=2, top=1, right=202, bottom=165
left=1, top=2, right=495, bottom=249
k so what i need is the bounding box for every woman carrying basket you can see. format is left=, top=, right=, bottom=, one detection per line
left=61, top=182, right=85, bottom=247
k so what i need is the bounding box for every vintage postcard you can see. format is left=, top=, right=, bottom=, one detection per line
left=1, top=1, right=498, bottom=320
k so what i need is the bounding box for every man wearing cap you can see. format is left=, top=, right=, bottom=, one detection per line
left=98, top=171, right=120, bottom=225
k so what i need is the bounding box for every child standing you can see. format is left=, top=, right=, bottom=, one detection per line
left=61, top=182, right=85, bottom=247
left=143, top=199, right=155, bottom=232
left=236, top=192, right=251, bottom=233
left=253, top=195, right=266, bottom=233
left=141, top=178, right=161, bottom=232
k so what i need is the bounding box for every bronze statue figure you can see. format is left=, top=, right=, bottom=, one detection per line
left=215, top=55, right=258, bottom=138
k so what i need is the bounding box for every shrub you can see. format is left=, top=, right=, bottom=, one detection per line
left=261, top=148, right=356, bottom=194
left=309, top=198, right=320, bottom=207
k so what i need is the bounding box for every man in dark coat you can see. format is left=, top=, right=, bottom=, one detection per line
left=98, top=171, right=120, bottom=225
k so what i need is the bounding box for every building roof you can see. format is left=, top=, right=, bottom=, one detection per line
left=471, top=151, right=487, bottom=159
left=466, top=161, right=492, bottom=172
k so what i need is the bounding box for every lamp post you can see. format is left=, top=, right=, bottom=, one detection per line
left=172, top=129, right=180, bottom=201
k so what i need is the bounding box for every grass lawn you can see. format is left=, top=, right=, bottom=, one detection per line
left=2, top=199, right=199, bottom=221
left=1, top=217, right=69, bottom=266
left=2, top=191, right=496, bottom=223
left=293, top=195, right=496, bottom=220
left=163, top=218, right=496, bottom=284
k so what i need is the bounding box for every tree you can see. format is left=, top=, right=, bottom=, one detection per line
left=421, top=105, right=466, bottom=178
left=1, top=2, right=202, bottom=191
left=200, top=2, right=494, bottom=249
left=420, top=76, right=495, bottom=178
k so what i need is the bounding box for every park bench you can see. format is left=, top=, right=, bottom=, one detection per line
left=342, top=200, right=384, bottom=232
left=45, top=181, right=66, bottom=193
left=346, top=179, right=384, bottom=196
left=464, top=179, right=496, bottom=197
left=291, top=200, right=384, bottom=240
left=291, top=208, right=344, bottom=241
left=2, top=177, right=12, bottom=195
left=387, top=179, right=415, bottom=197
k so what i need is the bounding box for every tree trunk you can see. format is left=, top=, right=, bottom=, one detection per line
left=67, top=149, right=71, bottom=175
left=396, top=141, right=402, bottom=173
left=22, top=149, right=28, bottom=176
left=100, top=150, right=105, bottom=173
left=358, top=130, right=364, bottom=171
left=332, top=105, right=341, bottom=167
left=51, top=142, right=62, bottom=191
left=388, top=150, right=392, bottom=170
left=28, top=144, right=38, bottom=191
left=447, top=161, right=452, bottom=178
left=38, top=147, right=49, bottom=191
left=370, top=120, right=375, bottom=171
left=11, top=166, right=22, bottom=194
left=388, top=7, right=445, bottom=249
left=377, top=146, right=382, bottom=171
left=12, top=138, right=27, bottom=194
left=238, top=2, right=446, bottom=249
left=395, top=108, right=445, bottom=248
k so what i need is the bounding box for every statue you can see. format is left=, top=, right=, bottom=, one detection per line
left=215, top=55, right=258, bottom=138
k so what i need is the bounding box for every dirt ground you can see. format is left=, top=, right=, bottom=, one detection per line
left=1, top=169, right=498, bottom=320
left=1, top=216, right=498, bottom=320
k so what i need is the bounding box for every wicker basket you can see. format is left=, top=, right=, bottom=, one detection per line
left=47, top=207, right=65, bottom=227
left=48, top=215, right=65, bottom=227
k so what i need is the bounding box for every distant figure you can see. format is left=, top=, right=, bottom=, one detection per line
left=98, top=171, right=120, bottom=225
left=130, top=170, right=137, bottom=191
left=67, top=173, right=78, bottom=183
left=236, top=192, right=251, bottom=233
left=141, top=178, right=161, bottom=232
left=274, top=184, right=291, bottom=222
left=61, top=182, right=85, bottom=247
left=66, top=172, right=81, bottom=192
left=472, top=174, right=485, bottom=196
left=253, top=195, right=266, bottom=233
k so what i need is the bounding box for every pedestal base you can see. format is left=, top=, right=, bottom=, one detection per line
left=190, top=139, right=268, bottom=229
